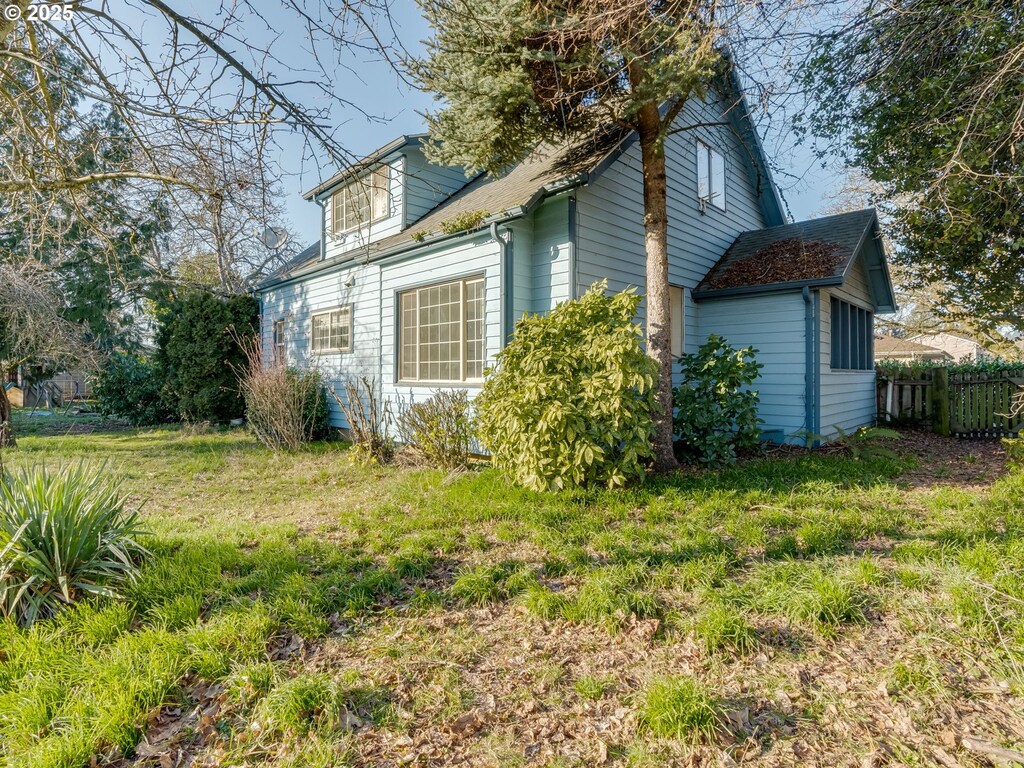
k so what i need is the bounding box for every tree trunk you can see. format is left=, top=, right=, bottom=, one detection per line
left=0, top=381, right=15, bottom=449
left=636, top=102, right=678, bottom=474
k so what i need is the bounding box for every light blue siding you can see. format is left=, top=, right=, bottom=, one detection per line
left=259, top=262, right=383, bottom=429
left=403, top=147, right=473, bottom=227
left=574, top=89, right=772, bottom=372
left=819, top=257, right=878, bottom=436
left=527, top=196, right=572, bottom=313
left=699, top=293, right=809, bottom=442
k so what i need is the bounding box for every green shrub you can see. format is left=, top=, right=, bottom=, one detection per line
left=0, top=464, right=148, bottom=627
left=476, top=281, right=658, bottom=491
left=673, top=334, right=762, bottom=466
left=154, top=291, right=258, bottom=423
left=399, top=390, right=474, bottom=470
left=94, top=353, right=174, bottom=426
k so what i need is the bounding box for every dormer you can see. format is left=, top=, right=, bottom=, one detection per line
left=304, top=135, right=472, bottom=260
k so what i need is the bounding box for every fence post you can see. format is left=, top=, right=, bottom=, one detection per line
left=932, top=367, right=950, bottom=436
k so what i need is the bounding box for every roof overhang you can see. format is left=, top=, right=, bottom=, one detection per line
left=302, top=134, right=427, bottom=201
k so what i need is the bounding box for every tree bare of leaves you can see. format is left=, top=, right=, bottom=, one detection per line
left=0, top=263, right=93, bottom=447
left=1, top=0, right=402, bottom=301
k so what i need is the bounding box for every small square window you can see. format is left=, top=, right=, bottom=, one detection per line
left=311, top=306, right=353, bottom=353
left=830, top=297, right=873, bottom=370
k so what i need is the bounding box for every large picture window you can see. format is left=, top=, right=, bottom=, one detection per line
left=331, top=167, right=390, bottom=236
left=311, top=306, right=352, bottom=354
left=697, top=140, right=726, bottom=211
left=830, top=297, right=873, bottom=370
left=399, top=276, right=485, bottom=383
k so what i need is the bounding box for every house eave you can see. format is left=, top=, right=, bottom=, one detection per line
left=302, top=134, right=426, bottom=201
left=693, top=276, right=842, bottom=301
left=258, top=181, right=582, bottom=292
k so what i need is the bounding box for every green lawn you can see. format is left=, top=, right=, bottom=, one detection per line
left=1, top=413, right=1023, bottom=767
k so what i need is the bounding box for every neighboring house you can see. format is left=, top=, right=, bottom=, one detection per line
left=907, top=332, right=992, bottom=362
left=3, top=366, right=93, bottom=408
left=258, top=79, right=897, bottom=444
left=874, top=336, right=951, bottom=363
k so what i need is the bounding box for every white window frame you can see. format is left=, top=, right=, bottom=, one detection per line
left=331, top=166, right=390, bottom=236
left=697, top=140, right=726, bottom=211
left=310, top=305, right=353, bottom=354
left=272, top=319, right=287, bottom=363
left=398, top=275, right=486, bottom=384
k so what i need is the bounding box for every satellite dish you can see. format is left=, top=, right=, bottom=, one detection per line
left=262, top=226, right=289, bottom=250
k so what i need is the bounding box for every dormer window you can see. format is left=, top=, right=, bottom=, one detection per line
left=332, top=167, right=390, bottom=236
left=697, top=141, right=726, bottom=211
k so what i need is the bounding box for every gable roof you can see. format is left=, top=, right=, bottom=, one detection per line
left=693, top=209, right=897, bottom=312
left=261, top=73, right=787, bottom=291
left=303, top=134, right=428, bottom=201
left=259, top=126, right=633, bottom=288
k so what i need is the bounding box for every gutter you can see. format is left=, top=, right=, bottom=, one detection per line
left=802, top=286, right=820, bottom=447
left=490, top=221, right=514, bottom=346
left=693, top=275, right=844, bottom=302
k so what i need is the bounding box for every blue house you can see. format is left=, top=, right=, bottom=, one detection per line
left=258, top=83, right=896, bottom=444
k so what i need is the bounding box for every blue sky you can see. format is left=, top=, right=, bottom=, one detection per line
left=264, top=1, right=841, bottom=244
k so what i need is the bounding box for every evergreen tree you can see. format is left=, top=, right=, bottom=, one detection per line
left=413, top=0, right=735, bottom=472
left=805, top=0, right=1024, bottom=331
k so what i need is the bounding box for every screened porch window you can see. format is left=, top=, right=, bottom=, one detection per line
left=331, top=167, right=390, bottom=235
left=830, top=297, right=873, bottom=370
left=399, top=276, right=485, bottom=383
left=311, top=306, right=352, bottom=354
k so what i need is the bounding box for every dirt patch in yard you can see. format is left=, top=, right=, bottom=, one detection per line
left=893, top=429, right=1008, bottom=489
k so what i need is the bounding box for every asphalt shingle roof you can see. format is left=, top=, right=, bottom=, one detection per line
left=695, top=209, right=877, bottom=295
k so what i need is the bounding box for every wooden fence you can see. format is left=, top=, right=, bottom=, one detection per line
left=877, top=366, right=1024, bottom=437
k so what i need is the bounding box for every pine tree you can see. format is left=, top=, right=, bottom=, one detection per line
left=414, top=0, right=732, bottom=472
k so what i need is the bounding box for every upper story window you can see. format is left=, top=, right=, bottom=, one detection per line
left=399, top=276, right=485, bottom=384
left=830, top=297, right=873, bottom=370
left=697, top=140, right=726, bottom=211
left=331, top=167, right=390, bottom=236
left=311, top=306, right=353, bottom=354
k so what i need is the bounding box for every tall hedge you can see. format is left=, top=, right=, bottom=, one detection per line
left=155, top=292, right=259, bottom=423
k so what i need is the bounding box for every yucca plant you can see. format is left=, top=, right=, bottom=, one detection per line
left=0, top=463, right=149, bottom=627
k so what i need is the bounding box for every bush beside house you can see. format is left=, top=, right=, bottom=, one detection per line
left=155, top=292, right=259, bottom=424
left=476, top=282, right=657, bottom=491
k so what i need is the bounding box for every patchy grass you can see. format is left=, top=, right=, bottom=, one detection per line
left=638, top=676, right=722, bottom=743
left=0, top=420, right=1021, bottom=766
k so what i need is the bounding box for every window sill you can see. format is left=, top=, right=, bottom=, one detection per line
left=312, top=349, right=353, bottom=356
left=396, top=380, right=484, bottom=388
